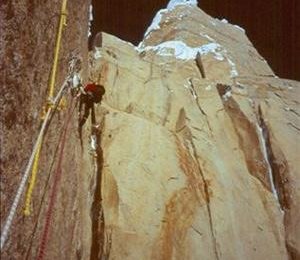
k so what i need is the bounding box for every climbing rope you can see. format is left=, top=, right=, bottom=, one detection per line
left=0, top=82, right=68, bottom=250
left=36, top=98, right=76, bottom=260
left=1, top=0, right=72, bottom=251
left=23, top=0, right=68, bottom=216
left=48, top=0, right=68, bottom=99
left=24, top=117, right=69, bottom=260
left=24, top=141, right=43, bottom=216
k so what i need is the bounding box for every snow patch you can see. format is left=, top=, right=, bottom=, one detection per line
left=94, top=48, right=102, bottom=59
left=256, top=124, right=280, bottom=204
left=222, top=89, right=232, bottom=101
left=199, top=43, right=225, bottom=60
left=144, top=9, right=168, bottom=37
left=227, top=58, right=238, bottom=77
left=205, top=85, right=212, bottom=91
left=217, top=18, right=246, bottom=33
left=167, top=0, right=198, bottom=9
left=234, top=24, right=245, bottom=32
left=138, top=40, right=239, bottom=78
left=144, top=0, right=197, bottom=38
left=139, top=40, right=224, bottom=60
left=90, top=135, right=97, bottom=151
left=200, top=33, right=216, bottom=42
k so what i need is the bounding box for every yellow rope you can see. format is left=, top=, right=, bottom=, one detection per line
left=24, top=140, right=43, bottom=216
left=24, top=0, right=68, bottom=216
left=48, top=0, right=68, bottom=100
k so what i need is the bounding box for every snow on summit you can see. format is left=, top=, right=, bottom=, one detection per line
left=143, top=9, right=167, bottom=37
left=141, top=41, right=223, bottom=60
left=138, top=0, right=239, bottom=78
left=137, top=40, right=239, bottom=78
left=143, top=0, right=198, bottom=38
left=167, top=0, right=198, bottom=9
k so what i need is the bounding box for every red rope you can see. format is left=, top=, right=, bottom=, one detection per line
left=36, top=99, right=76, bottom=260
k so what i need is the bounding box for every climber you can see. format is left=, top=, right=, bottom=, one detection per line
left=78, top=82, right=105, bottom=146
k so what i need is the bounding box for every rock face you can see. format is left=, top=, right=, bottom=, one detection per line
left=0, top=1, right=90, bottom=259
left=88, top=3, right=300, bottom=259
left=1, top=1, right=299, bottom=260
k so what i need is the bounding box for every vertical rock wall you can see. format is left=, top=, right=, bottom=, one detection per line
left=0, top=1, right=90, bottom=259
left=86, top=4, right=299, bottom=259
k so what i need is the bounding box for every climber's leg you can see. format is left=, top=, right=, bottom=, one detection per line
left=91, top=103, right=96, bottom=125
left=78, top=102, right=91, bottom=148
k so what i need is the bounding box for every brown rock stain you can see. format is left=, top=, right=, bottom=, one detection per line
left=175, top=108, right=187, bottom=133
left=176, top=137, right=212, bottom=202
left=264, top=128, right=291, bottom=210
left=263, top=127, right=299, bottom=258
left=217, top=84, right=271, bottom=191
left=156, top=188, right=199, bottom=260
left=152, top=137, right=211, bottom=260
left=103, top=170, right=120, bottom=224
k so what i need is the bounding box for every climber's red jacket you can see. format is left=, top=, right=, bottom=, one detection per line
left=83, top=83, right=105, bottom=103
left=84, top=83, right=99, bottom=93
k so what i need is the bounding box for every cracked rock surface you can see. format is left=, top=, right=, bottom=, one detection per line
left=89, top=5, right=299, bottom=260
